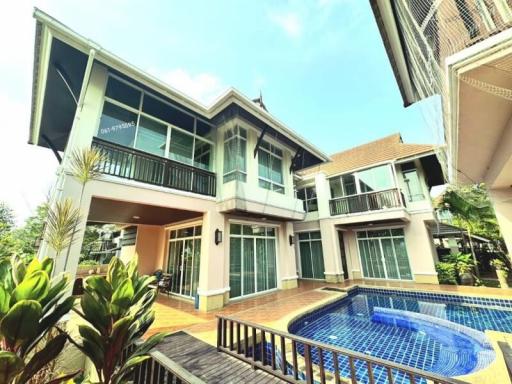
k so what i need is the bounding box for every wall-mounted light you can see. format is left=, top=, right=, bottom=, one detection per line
left=215, top=229, right=223, bottom=245
left=289, top=235, right=295, bottom=246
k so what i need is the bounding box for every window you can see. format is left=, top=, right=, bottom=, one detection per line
left=357, top=228, right=412, bottom=280
left=329, top=164, right=394, bottom=198
left=401, top=162, right=425, bottom=202
left=223, top=126, right=247, bottom=183
left=97, top=102, right=137, bottom=147
left=98, top=75, right=214, bottom=171
left=135, top=116, right=167, bottom=156
left=229, top=224, right=277, bottom=298
left=258, top=141, right=284, bottom=194
left=298, top=231, right=325, bottom=279
left=358, top=165, right=394, bottom=193
left=297, top=186, right=318, bottom=212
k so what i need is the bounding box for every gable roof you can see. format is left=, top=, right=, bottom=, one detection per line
left=298, top=133, right=435, bottom=177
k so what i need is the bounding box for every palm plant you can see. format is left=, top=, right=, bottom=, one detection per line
left=438, top=184, right=499, bottom=276
left=71, top=257, right=169, bottom=384
left=0, top=257, right=77, bottom=384
left=61, top=147, right=106, bottom=270
left=44, top=199, right=81, bottom=261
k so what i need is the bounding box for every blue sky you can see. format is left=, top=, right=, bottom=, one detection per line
left=0, top=0, right=436, bottom=224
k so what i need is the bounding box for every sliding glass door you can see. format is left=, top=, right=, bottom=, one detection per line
left=357, top=228, right=412, bottom=280
left=167, top=225, right=202, bottom=297
left=229, top=224, right=278, bottom=299
left=298, top=231, right=325, bottom=280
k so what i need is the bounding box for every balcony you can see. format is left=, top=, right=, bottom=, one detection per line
left=92, top=138, right=216, bottom=197
left=329, top=188, right=404, bottom=216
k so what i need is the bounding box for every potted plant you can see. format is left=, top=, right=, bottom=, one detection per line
left=457, top=262, right=475, bottom=286
left=490, top=259, right=509, bottom=288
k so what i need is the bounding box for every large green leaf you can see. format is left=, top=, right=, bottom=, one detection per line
left=107, top=258, right=127, bottom=290
left=80, top=291, right=110, bottom=334
left=132, top=275, right=156, bottom=303
left=111, top=278, right=134, bottom=317
left=78, top=325, right=105, bottom=357
left=24, top=259, right=42, bottom=277
left=13, top=271, right=49, bottom=302
left=84, top=275, right=112, bottom=301
left=40, top=274, right=70, bottom=310
left=109, top=316, right=134, bottom=357
left=0, top=260, right=13, bottom=292
left=17, top=333, right=68, bottom=384
left=132, top=332, right=170, bottom=357
left=11, top=258, right=26, bottom=286
left=0, top=351, right=23, bottom=384
left=0, top=300, right=42, bottom=348
left=0, top=286, right=10, bottom=317
left=40, top=258, right=54, bottom=276
left=112, top=355, right=150, bottom=384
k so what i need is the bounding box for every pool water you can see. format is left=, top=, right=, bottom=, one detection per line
left=289, top=288, right=512, bottom=383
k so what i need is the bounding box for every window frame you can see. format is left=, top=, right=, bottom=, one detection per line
left=257, top=139, right=285, bottom=194
left=223, top=125, right=247, bottom=183
left=297, top=186, right=318, bottom=213
left=97, top=74, right=215, bottom=171
left=329, top=163, right=395, bottom=199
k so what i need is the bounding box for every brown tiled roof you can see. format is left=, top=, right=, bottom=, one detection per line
left=298, top=133, right=434, bottom=177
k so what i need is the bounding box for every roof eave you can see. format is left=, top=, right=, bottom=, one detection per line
left=369, top=0, right=418, bottom=107
left=32, top=8, right=330, bottom=164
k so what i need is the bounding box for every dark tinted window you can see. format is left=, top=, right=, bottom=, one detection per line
left=105, top=77, right=141, bottom=109
left=142, top=95, right=194, bottom=133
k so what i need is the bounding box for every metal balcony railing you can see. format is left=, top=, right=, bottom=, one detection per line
left=92, top=137, right=216, bottom=197
left=329, top=188, right=404, bottom=216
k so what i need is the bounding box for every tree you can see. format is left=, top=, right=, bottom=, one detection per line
left=437, top=183, right=505, bottom=273
left=0, top=202, right=17, bottom=259
left=12, top=203, right=48, bottom=257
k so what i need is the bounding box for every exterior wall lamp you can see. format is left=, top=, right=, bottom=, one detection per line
left=289, top=235, right=295, bottom=246
left=215, top=229, right=223, bottom=245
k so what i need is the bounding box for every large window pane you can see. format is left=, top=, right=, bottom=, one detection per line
left=358, top=165, right=393, bottom=193
left=105, top=77, right=141, bottom=109
left=300, top=242, right=313, bottom=279
left=310, top=240, right=325, bottom=279
left=258, top=142, right=284, bottom=193
left=229, top=238, right=242, bottom=298
left=194, top=139, right=212, bottom=170
left=403, top=169, right=424, bottom=202
left=266, top=239, right=277, bottom=289
left=142, top=95, right=194, bottom=133
left=242, top=238, right=255, bottom=295
left=98, top=102, right=137, bottom=147
left=381, top=239, right=399, bottom=279
left=135, top=116, right=167, bottom=156
left=192, top=238, right=201, bottom=296
left=223, top=129, right=246, bottom=183
left=393, top=238, right=413, bottom=280
left=256, top=238, right=267, bottom=292
left=329, top=178, right=343, bottom=198
left=342, top=174, right=357, bottom=195
left=169, top=129, right=194, bottom=164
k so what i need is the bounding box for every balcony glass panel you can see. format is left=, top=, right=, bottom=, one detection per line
left=194, top=138, right=212, bottom=171
left=169, top=129, right=194, bottom=165
left=142, top=95, right=194, bottom=133
left=105, top=77, right=141, bottom=109
left=358, top=164, right=393, bottom=193
left=98, top=102, right=137, bottom=147
left=135, top=116, right=167, bottom=157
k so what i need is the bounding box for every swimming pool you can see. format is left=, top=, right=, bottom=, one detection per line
left=289, top=287, right=512, bottom=383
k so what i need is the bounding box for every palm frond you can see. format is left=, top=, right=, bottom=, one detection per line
left=44, top=199, right=81, bottom=255
left=68, top=147, right=107, bottom=185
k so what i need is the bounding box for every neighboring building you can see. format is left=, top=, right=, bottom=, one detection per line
left=370, top=1, right=512, bottom=255
left=294, top=134, right=445, bottom=284
left=30, top=9, right=330, bottom=311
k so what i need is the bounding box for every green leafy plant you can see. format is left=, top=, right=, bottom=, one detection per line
left=0, top=257, right=78, bottom=384
left=72, top=257, right=169, bottom=384
left=435, top=262, right=457, bottom=285
left=44, top=199, right=81, bottom=261
left=490, top=258, right=508, bottom=272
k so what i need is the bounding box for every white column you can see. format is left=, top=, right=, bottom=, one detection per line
left=278, top=222, right=298, bottom=289
left=489, top=188, right=512, bottom=258
left=319, top=219, right=344, bottom=282
left=315, top=172, right=330, bottom=219
left=197, top=209, right=227, bottom=311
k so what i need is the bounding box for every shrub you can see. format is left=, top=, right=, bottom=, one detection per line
left=435, top=262, right=458, bottom=285
left=72, top=257, right=169, bottom=384
left=0, top=257, right=78, bottom=384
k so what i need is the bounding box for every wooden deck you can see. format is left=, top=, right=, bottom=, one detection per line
left=156, top=331, right=286, bottom=383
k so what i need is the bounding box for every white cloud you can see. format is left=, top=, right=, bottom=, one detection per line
left=148, top=68, right=227, bottom=106
left=269, top=11, right=302, bottom=38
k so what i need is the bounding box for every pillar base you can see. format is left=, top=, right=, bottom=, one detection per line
left=413, top=274, right=439, bottom=284
left=198, top=290, right=228, bottom=312
left=324, top=273, right=345, bottom=283
left=281, top=277, right=298, bottom=290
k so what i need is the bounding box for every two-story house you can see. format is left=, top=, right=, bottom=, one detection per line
left=293, top=134, right=445, bottom=284
left=370, top=0, right=512, bottom=256
left=29, top=9, right=330, bottom=311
